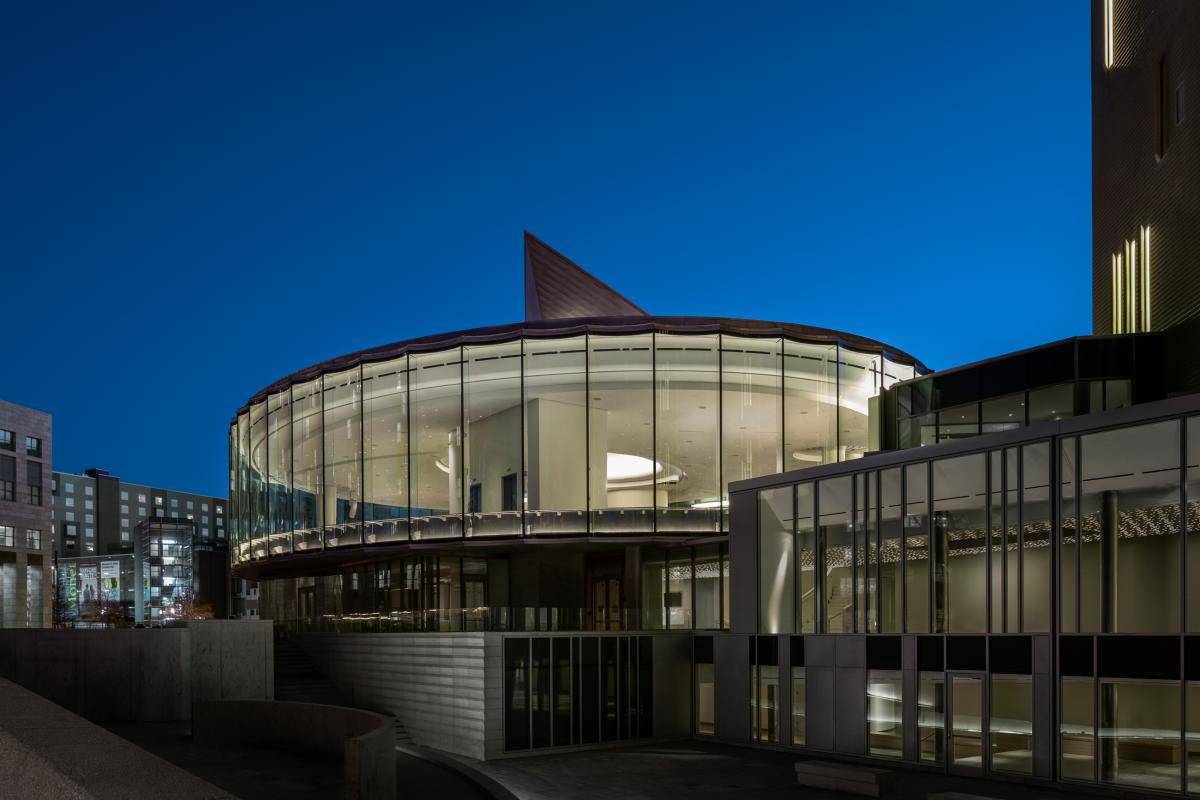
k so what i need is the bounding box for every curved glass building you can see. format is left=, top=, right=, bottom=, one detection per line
left=231, top=234, right=923, bottom=631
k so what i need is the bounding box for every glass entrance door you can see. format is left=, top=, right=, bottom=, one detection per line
left=949, top=672, right=986, bottom=774
left=593, top=578, right=622, bottom=631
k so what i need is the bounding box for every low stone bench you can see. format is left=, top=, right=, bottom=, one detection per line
left=794, top=760, right=894, bottom=797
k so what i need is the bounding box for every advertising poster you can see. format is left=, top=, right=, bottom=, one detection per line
left=79, top=564, right=99, bottom=609
left=61, top=563, right=79, bottom=617
left=101, top=560, right=121, bottom=602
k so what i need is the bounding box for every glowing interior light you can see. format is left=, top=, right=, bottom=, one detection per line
left=606, top=453, right=660, bottom=482
left=1111, top=254, right=1119, bottom=333
left=1104, top=0, right=1115, bottom=69
left=1142, top=225, right=1152, bottom=330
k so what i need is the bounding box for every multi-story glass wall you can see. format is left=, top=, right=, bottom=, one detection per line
left=232, top=332, right=915, bottom=561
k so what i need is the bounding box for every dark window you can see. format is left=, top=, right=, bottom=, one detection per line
left=989, top=636, right=1032, bottom=675
left=601, top=637, right=618, bottom=741
left=0, top=456, right=14, bottom=501
left=790, top=635, right=805, bottom=667
left=867, top=636, right=902, bottom=670
left=1186, top=637, right=1200, bottom=681
left=695, top=635, right=714, bottom=664
left=756, top=635, right=778, bottom=666
left=26, top=461, right=42, bottom=506
left=24, top=436, right=41, bottom=458
left=504, top=638, right=530, bottom=750
left=917, top=636, right=944, bottom=672
left=468, top=483, right=481, bottom=514
left=581, top=637, right=599, bottom=744
left=531, top=638, right=551, bottom=748
left=502, top=473, right=518, bottom=512
left=947, top=636, right=986, bottom=671
left=1060, top=636, right=1094, bottom=677
left=638, top=636, right=653, bottom=738
left=1098, top=636, right=1179, bottom=680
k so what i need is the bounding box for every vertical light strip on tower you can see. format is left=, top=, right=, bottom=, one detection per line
left=1141, top=225, right=1151, bottom=330
left=1104, top=0, right=1115, bottom=69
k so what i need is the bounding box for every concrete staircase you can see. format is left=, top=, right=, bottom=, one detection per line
left=273, top=637, right=414, bottom=747
left=273, top=637, right=347, bottom=705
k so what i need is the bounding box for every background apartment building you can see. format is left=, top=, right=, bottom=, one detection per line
left=0, top=400, right=53, bottom=628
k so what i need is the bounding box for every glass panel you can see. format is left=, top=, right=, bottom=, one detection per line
left=411, top=349, right=463, bottom=539
left=552, top=637, right=571, bottom=746
left=981, top=393, right=1024, bottom=433
left=1028, top=382, right=1074, bottom=424
left=754, top=664, right=780, bottom=743
left=655, top=334, right=720, bottom=532
left=1105, top=379, right=1132, bottom=410
left=1188, top=417, right=1200, bottom=632
left=858, top=472, right=874, bottom=633
left=1061, top=438, right=1078, bottom=633
left=362, top=358, right=409, bottom=543
left=905, top=463, right=929, bottom=633
left=758, top=486, right=794, bottom=634
left=991, top=675, right=1033, bottom=774
left=919, top=673, right=945, bottom=763
left=640, top=551, right=665, bottom=630
left=938, top=402, right=980, bottom=442
left=531, top=638, right=551, bottom=748
left=1081, top=420, right=1181, bottom=632
left=292, top=379, right=323, bottom=551
left=525, top=337, right=588, bottom=535
left=267, top=391, right=292, bottom=555
left=839, top=347, right=883, bottom=460
left=989, top=450, right=1003, bottom=633
left=820, top=476, right=853, bottom=633
left=588, top=334, right=654, bottom=535
left=883, top=357, right=915, bottom=389
left=879, top=468, right=902, bottom=633
left=581, top=637, right=599, bottom=743
left=464, top=341, right=522, bottom=537
left=1188, top=682, right=1200, bottom=793
left=797, top=484, right=817, bottom=633
left=722, top=336, right=782, bottom=508
left=934, top=453, right=986, bottom=633
left=667, top=549, right=692, bottom=629
left=249, top=402, right=267, bottom=558
left=601, top=637, right=618, bottom=741
left=323, top=367, right=362, bottom=547
left=229, top=425, right=242, bottom=561
left=696, top=662, right=715, bottom=735
left=1022, top=442, right=1051, bottom=632
left=868, top=669, right=903, bottom=758
left=504, top=638, right=529, bottom=750
left=694, top=544, right=721, bottom=630
left=1099, top=680, right=1181, bottom=791
left=1006, top=448, right=1019, bottom=631
left=783, top=340, right=837, bottom=468
left=1061, top=676, right=1095, bottom=782
left=792, top=666, right=806, bottom=746
left=951, top=675, right=984, bottom=769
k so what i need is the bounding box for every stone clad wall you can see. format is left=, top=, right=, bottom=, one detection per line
left=296, top=632, right=486, bottom=759
left=0, top=620, right=272, bottom=722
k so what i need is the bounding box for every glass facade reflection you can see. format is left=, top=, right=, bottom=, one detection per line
left=232, top=332, right=915, bottom=562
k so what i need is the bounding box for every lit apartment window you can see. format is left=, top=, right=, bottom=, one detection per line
left=24, top=436, right=41, bottom=457
left=155, top=496, right=163, bottom=506
left=186, top=513, right=194, bottom=520
left=0, top=430, right=13, bottom=451
left=138, top=493, right=147, bottom=503
left=0, top=526, right=13, bottom=547
left=216, top=506, right=224, bottom=515
left=25, top=529, right=40, bottom=550
left=0, top=456, right=15, bottom=501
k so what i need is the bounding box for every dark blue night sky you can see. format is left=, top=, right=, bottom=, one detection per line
left=3, top=2, right=1091, bottom=497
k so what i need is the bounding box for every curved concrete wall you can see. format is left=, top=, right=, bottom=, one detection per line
left=193, top=700, right=395, bottom=800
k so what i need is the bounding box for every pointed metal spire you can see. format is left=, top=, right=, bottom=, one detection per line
left=524, top=231, right=648, bottom=320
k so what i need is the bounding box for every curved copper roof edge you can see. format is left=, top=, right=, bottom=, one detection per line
left=233, top=314, right=928, bottom=419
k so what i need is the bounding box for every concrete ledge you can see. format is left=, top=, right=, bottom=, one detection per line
left=795, top=760, right=894, bottom=797
left=0, top=678, right=234, bottom=800
left=193, top=699, right=395, bottom=800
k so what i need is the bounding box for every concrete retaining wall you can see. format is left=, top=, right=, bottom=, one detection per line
left=0, top=678, right=234, bottom=799
left=193, top=700, right=395, bottom=800
left=0, top=620, right=272, bottom=722
left=295, top=632, right=486, bottom=759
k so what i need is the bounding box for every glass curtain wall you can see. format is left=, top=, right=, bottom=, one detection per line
left=821, top=476, right=853, bottom=633
left=323, top=367, right=362, bottom=547
left=758, top=486, right=794, bottom=634
left=267, top=391, right=292, bottom=555
left=524, top=337, right=588, bottom=535
left=292, top=378, right=323, bottom=551
left=464, top=342, right=522, bottom=537
left=589, top=335, right=654, bottom=534
left=656, top=334, right=721, bottom=533
left=362, top=358, right=408, bottom=543
left=233, top=333, right=911, bottom=549
left=797, top=483, right=817, bottom=633
left=879, top=468, right=902, bottom=633
left=411, top=349, right=463, bottom=539
left=934, top=454, right=986, bottom=633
